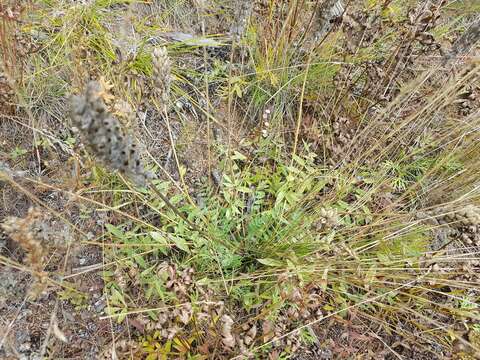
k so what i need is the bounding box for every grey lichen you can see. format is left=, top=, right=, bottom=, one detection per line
left=70, top=81, right=151, bottom=186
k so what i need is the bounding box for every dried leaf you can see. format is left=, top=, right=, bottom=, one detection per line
left=221, top=315, right=235, bottom=348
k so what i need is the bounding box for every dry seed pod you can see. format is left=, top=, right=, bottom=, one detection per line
left=70, top=81, right=151, bottom=186
left=316, top=207, right=339, bottom=230
left=0, top=72, right=15, bottom=113
left=1, top=208, right=48, bottom=298
left=221, top=314, right=236, bottom=348
left=152, top=47, right=171, bottom=110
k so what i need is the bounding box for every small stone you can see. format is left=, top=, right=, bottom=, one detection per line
left=94, top=299, right=106, bottom=313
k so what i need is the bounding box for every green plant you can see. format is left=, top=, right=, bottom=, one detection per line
left=2, top=0, right=480, bottom=358
left=9, top=146, right=28, bottom=160
left=58, top=288, right=89, bottom=311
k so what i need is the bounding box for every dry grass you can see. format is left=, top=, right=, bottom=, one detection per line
left=1, top=0, right=480, bottom=359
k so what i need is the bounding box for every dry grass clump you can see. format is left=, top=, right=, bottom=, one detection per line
left=0, top=2, right=24, bottom=115
left=1, top=0, right=480, bottom=358
left=1, top=208, right=48, bottom=298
